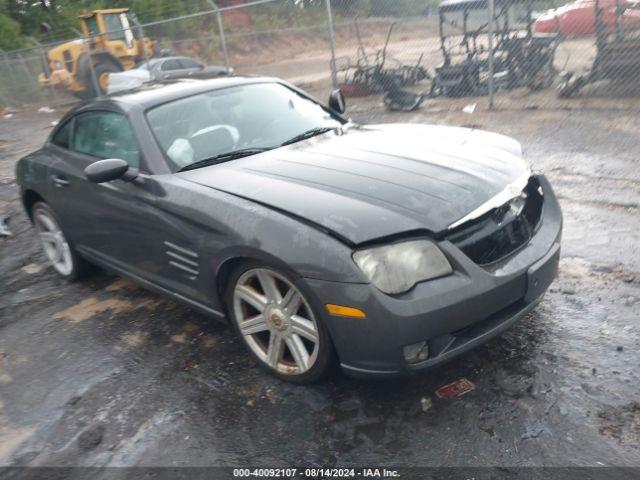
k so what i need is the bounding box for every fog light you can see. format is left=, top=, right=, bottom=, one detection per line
left=403, top=341, right=429, bottom=364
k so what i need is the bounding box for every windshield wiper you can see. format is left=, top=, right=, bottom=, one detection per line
left=178, top=147, right=272, bottom=172
left=280, top=127, right=337, bottom=147
left=178, top=127, right=339, bottom=172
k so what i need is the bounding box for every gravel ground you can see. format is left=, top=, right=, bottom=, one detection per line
left=0, top=99, right=638, bottom=471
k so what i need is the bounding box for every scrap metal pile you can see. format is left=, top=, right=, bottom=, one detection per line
left=336, top=21, right=431, bottom=111
left=336, top=0, right=562, bottom=111
left=432, top=0, right=559, bottom=97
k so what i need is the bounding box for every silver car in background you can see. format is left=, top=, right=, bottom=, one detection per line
left=107, top=56, right=231, bottom=94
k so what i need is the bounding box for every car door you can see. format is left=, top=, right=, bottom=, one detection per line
left=156, top=58, right=192, bottom=80
left=36, top=118, right=78, bottom=222
left=45, top=114, right=104, bottom=243
left=47, top=109, right=202, bottom=300
left=177, top=57, right=206, bottom=78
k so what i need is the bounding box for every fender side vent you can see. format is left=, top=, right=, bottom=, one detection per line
left=164, top=241, right=199, bottom=280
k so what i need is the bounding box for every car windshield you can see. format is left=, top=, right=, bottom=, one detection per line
left=146, top=82, right=344, bottom=171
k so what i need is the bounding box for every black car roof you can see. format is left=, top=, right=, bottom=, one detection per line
left=108, top=76, right=278, bottom=110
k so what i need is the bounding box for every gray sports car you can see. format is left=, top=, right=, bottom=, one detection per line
left=16, top=77, right=562, bottom=382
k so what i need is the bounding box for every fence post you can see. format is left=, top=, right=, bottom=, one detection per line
left=0, top=52, right=10, bottom=108
left=207, top=0, right=230, bottom=70
left=17, top=52, right=42, bottom=104
left=131, top=14, right=151, bottom=72
left=85, top=42, right=101, bottom=98
left=33, top=40, right=58, bottom=104
left=324, top=0, right=338, bottom=89
left=487, top=0, right=495, bottom=110
left=0, top=49, right=19, bottom=108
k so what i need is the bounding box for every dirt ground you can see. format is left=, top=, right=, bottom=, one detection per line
left=0, top=87, right=639, bottom=473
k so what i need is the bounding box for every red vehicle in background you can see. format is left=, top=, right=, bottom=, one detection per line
left=533, top=0, right=640, bottom=36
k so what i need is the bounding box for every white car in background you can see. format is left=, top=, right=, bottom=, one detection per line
left=107, top=56, right=232, bottom=94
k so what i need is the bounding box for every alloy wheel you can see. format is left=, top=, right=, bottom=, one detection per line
left=232, top=268, right=320, bottom=375
left=34, top=207, right=73, bottom=276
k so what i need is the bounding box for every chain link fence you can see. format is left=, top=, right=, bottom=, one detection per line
left=0, top=42, right=64, bottom=107
left=331, top=0, right=640, bottom=115
left=1, top=0, right=639, bottom=114
left=143, top=0, right=332, bottom=87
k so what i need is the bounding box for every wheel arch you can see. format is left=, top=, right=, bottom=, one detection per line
left=78, top=51, right=124, bottom=76
left=22, top=189, right=45, bottom=221
left=214, top=248, right=302, bottom=316
left=215, top=256, right=246, bottom=316
left=92, top=51, right=124, bottom=71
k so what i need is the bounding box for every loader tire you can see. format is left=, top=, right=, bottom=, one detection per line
left=86, top=62, right=121, bottom=97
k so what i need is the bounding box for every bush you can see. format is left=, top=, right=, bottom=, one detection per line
left=0, top=13, right=26, bottom=50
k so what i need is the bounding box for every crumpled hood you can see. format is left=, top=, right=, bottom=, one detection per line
left=179, top=124, right=530, bottom=244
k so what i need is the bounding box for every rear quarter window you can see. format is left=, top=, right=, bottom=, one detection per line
left=51, top=119, right=73, bottom=149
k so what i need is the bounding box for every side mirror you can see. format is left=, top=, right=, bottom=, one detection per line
left=84, top=158, right=138, bottom=183
left=328, top=88, right=346, bottom=114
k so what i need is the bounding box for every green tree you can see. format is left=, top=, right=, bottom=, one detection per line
left=0, top=12, right=25, bottom=49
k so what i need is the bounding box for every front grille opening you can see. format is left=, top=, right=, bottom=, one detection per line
left=446, top=177, right=544, bottom=266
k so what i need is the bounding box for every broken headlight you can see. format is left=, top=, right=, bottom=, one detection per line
left=353, top=239, right=453, bottom=295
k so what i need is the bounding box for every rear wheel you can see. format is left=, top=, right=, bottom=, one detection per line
left=226, top=261, right=335, bottom=383
left=32, top=202, right=93, bottom=280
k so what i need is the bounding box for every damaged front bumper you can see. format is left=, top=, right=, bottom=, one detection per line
left=305, top=174, right=562, bottom=379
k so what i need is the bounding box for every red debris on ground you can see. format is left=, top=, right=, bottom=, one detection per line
left=435, top=378, right=475, bottom=399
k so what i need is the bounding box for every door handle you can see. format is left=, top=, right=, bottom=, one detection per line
left=51, top=175, right=70, bottom=187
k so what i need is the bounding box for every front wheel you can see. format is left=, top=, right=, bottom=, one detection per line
left=226, top=262, right=335, bottom=383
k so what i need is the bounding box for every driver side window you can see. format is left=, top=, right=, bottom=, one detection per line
left=71, top=111, right=140, bottom=168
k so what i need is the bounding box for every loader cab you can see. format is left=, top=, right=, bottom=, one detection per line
left=80, top=9, right=137, bottom=53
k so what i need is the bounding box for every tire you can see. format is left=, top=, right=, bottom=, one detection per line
left=225, top=260, right=335, bottom=383
left=86, top=62, right=121, bottom=97
left=31, top=202, right=94, bottom=281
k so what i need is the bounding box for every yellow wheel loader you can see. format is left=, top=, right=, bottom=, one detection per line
left=39, top=8, right=158, bottom=98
